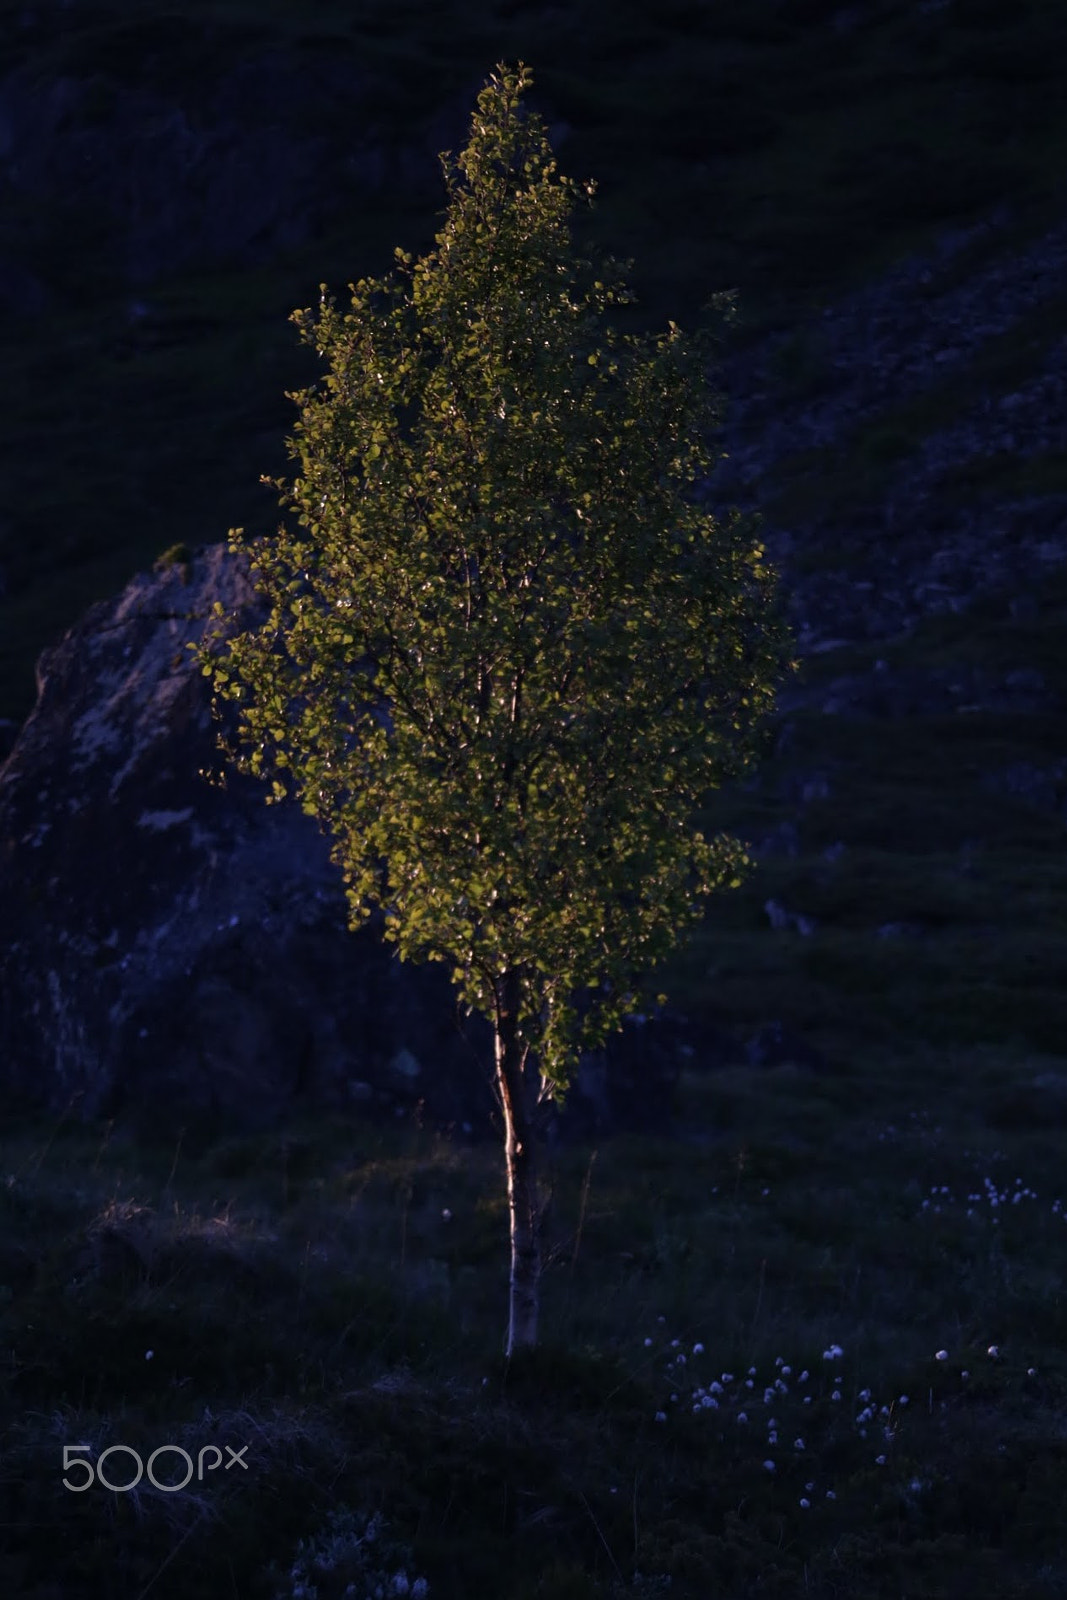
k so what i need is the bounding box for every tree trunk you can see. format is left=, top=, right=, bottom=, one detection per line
left=494, top=968, right=540, bottom=1355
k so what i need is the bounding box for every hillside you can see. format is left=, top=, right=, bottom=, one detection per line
left=2, top=0, right=1067, bottom=728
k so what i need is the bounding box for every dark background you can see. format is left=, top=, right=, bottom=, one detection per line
left=2, top=0, right=1066, bottom=727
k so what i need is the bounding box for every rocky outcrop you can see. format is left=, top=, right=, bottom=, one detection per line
left=706, top=199, right=1067, bottom=665
left=0, top=544, right=688, bottom=1136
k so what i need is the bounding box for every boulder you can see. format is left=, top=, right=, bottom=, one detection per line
left=745, top=1020, right=826, bottom=1073
left=0, top=543, right=681, bottom=1140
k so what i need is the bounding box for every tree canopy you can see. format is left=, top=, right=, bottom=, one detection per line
left=193, top=61, right=794, bottom=1348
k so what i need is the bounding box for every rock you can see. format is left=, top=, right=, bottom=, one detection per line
left=779, top=769, right=835, bottom=804
left=808, top=661, right=1060, bottom=721
left=764, top=899, right=818, bottom=936
left=0, top=719, right=19, bottom=766
left=707, top=200, right=1067, bottom=652
left=980, top=761, right=1067, bottom=812
left=754, top=820, right=800, bottom=858
left=764, top=898, right=791, bottom=932
left=0, top=543, right=676, bottom=1140
left=745, top=1021, right=826, bottom=1073
left=1003, top=668, right=1047, bottom=697
left=576, top=1008, right=685, bottom=1132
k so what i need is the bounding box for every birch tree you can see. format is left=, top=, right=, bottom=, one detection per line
left=193, top=63, right=794, bottom=1355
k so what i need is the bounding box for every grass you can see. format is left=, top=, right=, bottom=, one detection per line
left=1, top=1050, right=1065, bottom=1599
left=658, top=557, right=1067, bottom=1064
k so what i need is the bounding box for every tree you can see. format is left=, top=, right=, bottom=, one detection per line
left=193, top=62, right=795, bottom=1355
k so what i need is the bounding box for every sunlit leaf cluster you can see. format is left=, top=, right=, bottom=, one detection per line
left=194, top=62, right=794, bottom=1091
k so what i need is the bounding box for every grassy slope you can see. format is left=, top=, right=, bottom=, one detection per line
left=2, top=1, right=1067, bottom=1595
left=1, top=1076, right=1064, bottom=1599
left=684, top=569, right=1067, bottom=1061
